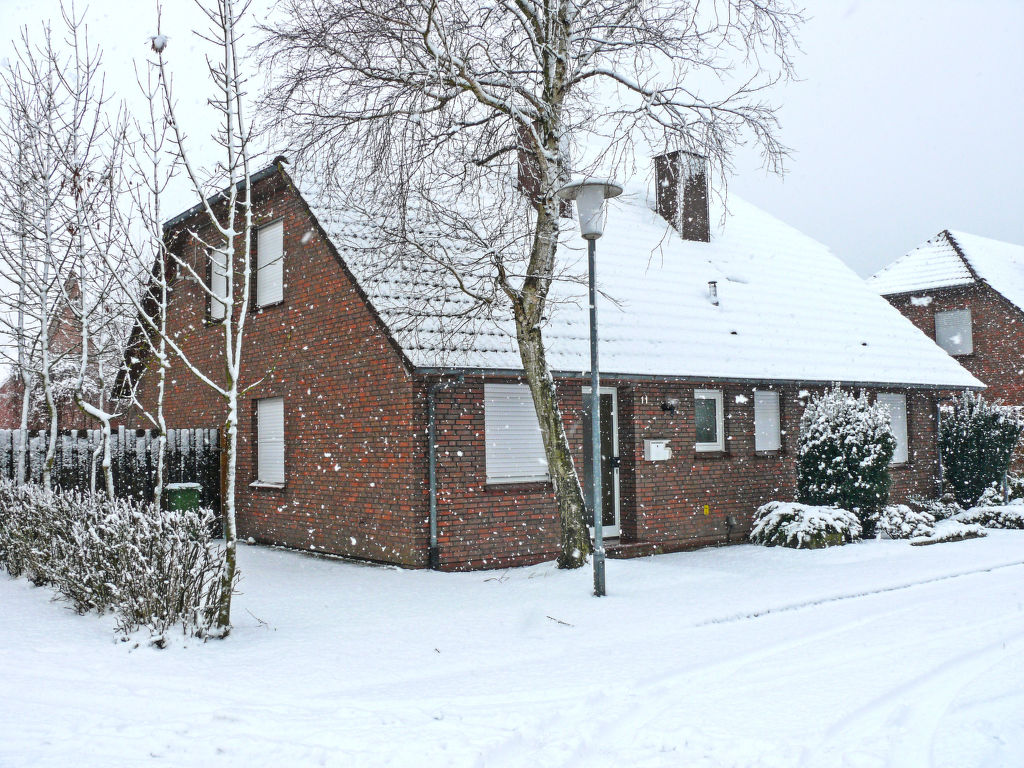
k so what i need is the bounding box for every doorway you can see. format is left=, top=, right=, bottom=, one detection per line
left=582, top=387, right=621, bottom=537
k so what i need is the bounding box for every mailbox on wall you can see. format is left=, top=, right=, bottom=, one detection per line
left=643, top=439, right=672, bottom=461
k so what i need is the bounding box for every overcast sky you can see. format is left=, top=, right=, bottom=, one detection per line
left=1, top=0, right=1021, bottom=277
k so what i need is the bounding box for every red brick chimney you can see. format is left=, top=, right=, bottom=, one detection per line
left=654, top=150, right=710, bottom=242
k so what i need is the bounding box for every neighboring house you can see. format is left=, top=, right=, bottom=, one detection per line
left=869, top=230, right=1024, bottom=407
left=129, top=156, right=980, bottom=571
left=0, top=283, right=97, bottom=432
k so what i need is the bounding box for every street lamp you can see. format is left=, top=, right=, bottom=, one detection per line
left=556, top=177, right=623, bottom=597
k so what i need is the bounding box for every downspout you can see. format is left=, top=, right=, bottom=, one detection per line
left=428, top=375, right=464, bottom=570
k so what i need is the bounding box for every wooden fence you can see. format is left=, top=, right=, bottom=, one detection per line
left=0, top=427, right=221, bottom=513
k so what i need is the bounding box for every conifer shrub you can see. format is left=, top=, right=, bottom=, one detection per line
left=750, top=501, right=862, bottom=548
left=796, top=387, right=896, bottom=537
left=939, top=392, right=1024, bottom=508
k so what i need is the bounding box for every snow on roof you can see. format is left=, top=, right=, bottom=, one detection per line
left=867, top=231, right=975, bottom=295
left=870, top=230, right=1024, bottom=314
left=296, top=172, right=980, bottom=389
left=947, top=231, right=1024, bottom=312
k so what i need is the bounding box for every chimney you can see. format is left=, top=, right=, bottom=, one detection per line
left=517, top=124, right=571, bottom=217
left=654, top=150, right=710, bottom=242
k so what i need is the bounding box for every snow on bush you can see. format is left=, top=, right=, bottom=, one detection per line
left=0, top=479, right=234, bottom=641
left=796, top=387, right=895, bottom=537
left=750, top=501, right=862, bottom=549
left=939, top=392, right=1024, bottom=507
left=953, top=500, right=1024, bottom=530
left=906, top=494, right=962, bottom=521
left=874, top=504, right=935, bottom=540
left=910, top=519, right=987, bottom=546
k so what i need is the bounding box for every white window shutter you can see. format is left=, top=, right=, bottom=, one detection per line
left=209, top=248, right=228, bottom=321
left=257, top=397, right=285, bottom=484
left=257, top=221, right=284, bottom=307
left=754, top=390, right=781, bottom=451
left=878, top=393, right=908, bottom=464
left=934, top=309, right=972, bottom=355
left=484, top=383, right=548, bottom=484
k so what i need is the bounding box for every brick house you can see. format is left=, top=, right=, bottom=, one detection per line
left=129, top=156, right=979, bottom=571
left=0, top=281, right=98, bottom=432
left=869, top=230, right=1024, bottom=407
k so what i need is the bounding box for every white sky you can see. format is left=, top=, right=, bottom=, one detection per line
left=1, top=0, right=1022, bottom=277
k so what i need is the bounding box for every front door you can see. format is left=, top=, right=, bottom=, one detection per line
left=582, top=387, right=620, bottom=537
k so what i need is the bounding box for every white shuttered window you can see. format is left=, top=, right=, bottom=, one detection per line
left=754, top=390, right=781, bottom=451
left=484, top=383, right=548, bottom=484
left=934, top=309, right=972, bottom=355
left=257, top=397, right=285, bottom=484
left=256, top=220, right=284, bottom=307
left=209, top=248, right=228, bottom=321
left=877, top=393, right=908, bottom=464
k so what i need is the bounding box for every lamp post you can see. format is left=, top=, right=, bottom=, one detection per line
left=556, top=178, right=623, bottom=597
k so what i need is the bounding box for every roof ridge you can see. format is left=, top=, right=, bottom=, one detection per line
left=941, top=229, right=982, bottom=282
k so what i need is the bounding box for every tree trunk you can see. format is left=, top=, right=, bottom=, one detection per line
left=516, top=319, right=592, bottom=568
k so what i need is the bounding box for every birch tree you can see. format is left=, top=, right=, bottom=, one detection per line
left=120, top=0, right=256, bottom=633
left=260, top=0, right=803, bottom=567
left=0, top=21, right=90, bottom=492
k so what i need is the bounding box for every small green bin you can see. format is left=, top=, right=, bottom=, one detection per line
left=165, top=482, right=202, bottom=511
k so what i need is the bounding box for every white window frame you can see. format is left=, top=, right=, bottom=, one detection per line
left=208, top=247, right=228, bottom=321
left=753, top=389, right=782, bottom=452
left=256, top=219, right=284, bottom=308
left=255, top=397, right=286, bottom=485
left=694, top=389, right=725, bottom=452
left=934, top=308, right=973, bottom=355
left=877, top=393, right=909, bottom=465
left=484, top=383, right=549, bottom=484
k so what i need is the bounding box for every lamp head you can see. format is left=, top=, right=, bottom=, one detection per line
left=556, top=178, right=623, bottom=240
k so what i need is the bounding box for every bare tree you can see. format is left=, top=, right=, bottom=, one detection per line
left=114, top=53, right=179, bottom=510
left=260, top=0, right=803, bottom=567
left=114, top=0, right=257, bottom=633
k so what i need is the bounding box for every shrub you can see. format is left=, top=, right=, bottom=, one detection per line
left=0, top=479, right=234, bottom=641
left=796, top=387, right=896, bottom=537
left=953, top=501, right=1024, bottom=530
left=874, top=504, right=935, bottom=540
left=750, top=501, right=862, bottom=548
left=939, top=392, right=1024, bottom=507
left=909, top=519, right=987, bottom=546
left=906, top=494, right=962, bottom=521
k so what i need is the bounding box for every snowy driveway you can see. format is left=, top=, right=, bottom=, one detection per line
left=2, top=534, right=1022, bottom=767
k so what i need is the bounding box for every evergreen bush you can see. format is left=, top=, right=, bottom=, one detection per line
left=939, top=392, right=1024, bottom=508
left=796, top=387, right=896, bottom=537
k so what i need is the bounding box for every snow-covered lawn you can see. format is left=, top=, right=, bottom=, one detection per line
left=2, top=535, right=1023, bottom=767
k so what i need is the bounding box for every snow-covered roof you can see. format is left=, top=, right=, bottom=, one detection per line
left=296, top=173, right=980, bottom=389
left=870, top=230, right=1024, bottom=314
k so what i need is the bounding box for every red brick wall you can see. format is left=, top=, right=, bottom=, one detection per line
left=885, top=283, right=1024, bottom=405
left=134, top=169, right=429, bottom=567
left=431, top=379, right=941, bottom=570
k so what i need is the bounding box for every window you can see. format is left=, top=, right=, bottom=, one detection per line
left=754, top=390, right=781, bottom=452
left=209, top=248, right=228, bottom=321
left=256, top=397, right=285, bottom=484
left=256, top=220, right=284, bottom=307
left=484, top=383, right=548, bottom=484
left=877, top=393, right=908, bottom=464
left=934, top=309, right=972, bottom=355
left=694, top=389, right=725, bottom=452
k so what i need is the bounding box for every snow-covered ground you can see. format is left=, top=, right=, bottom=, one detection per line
left=2, top=535, right=1022, bottom=767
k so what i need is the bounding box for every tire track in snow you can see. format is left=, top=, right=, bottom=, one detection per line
left=798, top=624, right=1024, bottom=768
left=693, top=560, right=1024, bottom=627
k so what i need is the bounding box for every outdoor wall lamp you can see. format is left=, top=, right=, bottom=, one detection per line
left=556, top=177, right=623, bottom=598
left=661, top=398, right=679, bottom=414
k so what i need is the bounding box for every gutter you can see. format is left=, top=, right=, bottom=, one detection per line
left=427, top=375, right=464, bottom=570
